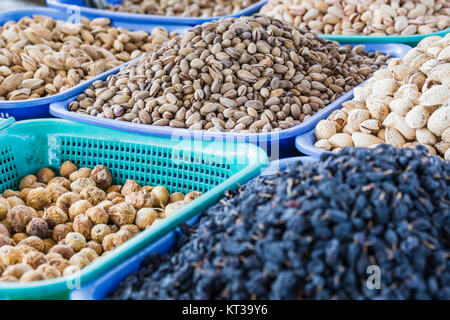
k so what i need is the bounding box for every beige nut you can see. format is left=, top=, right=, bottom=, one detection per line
left=389, top=98, right=414, bottom=116
left=405, top=105, right=432, bottom=129
left=419, top=85, right=450, bottom=107
left=359, top=119, right=381, bottom=134
left=394, top=114, right=417, bottom=140
left=416, top=128, right=438, bottom=145
left=315, top=120, right=337, bottom=140
left=347, top=109, right=370, bottom=133
left=385, top=127, right=406, bottom=148
left=427, top=106, right=450, bottom=136
left=328, top=133, right=353, bottom=149
left=314, top=139, right=332, bottom=151
left=351, top=132, right=384, bottom=148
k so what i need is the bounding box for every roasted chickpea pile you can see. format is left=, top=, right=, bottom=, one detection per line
left=0, top=162, right=201, bottom=282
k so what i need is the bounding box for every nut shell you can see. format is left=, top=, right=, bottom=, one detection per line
left=36, top=264, right=61, bottom=279
left=37, top=168, right=56, bottom=184
left=315, top=119, right=337, bottom=140
left=19, top=175, right=37, bottom=190
left=49, top=244, right=75, bottom=260
left=79, top=186, right=106, bottom=205
left=151, top=186, right=170, bottom=208
left=56, top=192, right=81, bottom=214
left=20, top=270, right=46, bottom=282
left=7, top=205, right=34, bottom=233
left=70, top=178, right=96, bottom=193
left=65, top=232, right=86, bottom=252
left=52, top=224, right=73, bottom=243
left=135, top=208, right=158, bottom=230
left=86, top=206, right=109, bottom=225
left=26, top=187, right=52, bottom=210
left=69, top=168, right=91, bottom=182
left=18, top=236, right=45, bottom=252
left=26, top=218, right=50, bottom=239
left=73, top=214, right=94, bottom=240
left=121, top=180, right=141, bottom=196
left=163, top=200, right=186, bottom=218
left=43, top=206, right=68, bottom=228
left=59, top=161, right=78, bottom=178
left=90, top=165, right=113, bottom=190
left=109, top=202, right=136, bottom=226
left=23, top=251, right=47, bottom=269
left=69, top=200, right=93, bottom=221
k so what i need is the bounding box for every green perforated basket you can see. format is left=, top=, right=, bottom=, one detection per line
left=0, top=118, right=268, bottom=300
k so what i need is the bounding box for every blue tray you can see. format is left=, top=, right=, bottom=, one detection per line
left=50, top=43, right=411, bottom=159
left=295, top=129, right=331, bottom=158
left=70, top=156, right=315, bottom=300
left=46, top=0, right=268, bottom=32
left=0, top=7, right=163, bottom=121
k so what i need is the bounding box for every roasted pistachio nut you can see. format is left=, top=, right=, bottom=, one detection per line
left=315, top=34, right=450, bottom=157
left=0, top=16, right=175, bottom=101
left=70, top=15, right=390, bottom=133
left=107, top=0, right=261, bottom=17
left=261, top=0, right=450, bottom=36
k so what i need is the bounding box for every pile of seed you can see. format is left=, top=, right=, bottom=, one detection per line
left=0, top=15, right=175, bottom=101
left=260, top=0, right=450, bottom=36
left=0, top=162, right=201, bottom=282
left=69, top=15, right=390, bottom=133
left=110, top=145, right=450, bottom=300
left=314, top=34, right=450, bottom=160
left=106, top=0, right=261, bottom=18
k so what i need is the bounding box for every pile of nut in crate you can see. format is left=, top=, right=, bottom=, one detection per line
left=0, top=0, right=448, bottom=300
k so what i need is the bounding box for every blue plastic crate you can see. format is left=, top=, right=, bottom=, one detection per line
left=46, top=0, right=268, bottom=32
left=50, top=43, right=411, bottom=159
left=0, top=7, right=166, bottom=121
left=70, top=156, right=314, bottom=300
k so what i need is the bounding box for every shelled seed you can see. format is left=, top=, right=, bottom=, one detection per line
left=70, top=15, right=391, bottom=133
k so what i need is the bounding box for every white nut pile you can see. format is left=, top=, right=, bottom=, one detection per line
left=106, top=0, right=261, bottom=18
left=0, top=15, right=175, bottom=101
left=260, top=0, right=450, bottom=36
left=314, top=34, right=450, bottom=160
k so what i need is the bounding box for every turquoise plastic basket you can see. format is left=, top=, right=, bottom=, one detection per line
left=0, top=118, right=268, bottom=300
left=319, top=28, right=450, bottom=45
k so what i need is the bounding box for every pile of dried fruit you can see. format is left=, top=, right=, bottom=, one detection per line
left=110, top=145, right=450, bottom=300
left=106, top=0, right=261, bottom=18
left=0, top=162, right=200, bottom=282
left=314, top=34, right=450, bottom=160
left=69, top=15, right=390, bottom=133
left=260, top=0, right=450, bottom=36
left=0, top=15, right=175, bottom=101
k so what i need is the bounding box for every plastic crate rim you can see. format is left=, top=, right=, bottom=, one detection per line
left=46, top=0, right=268, bottom=25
